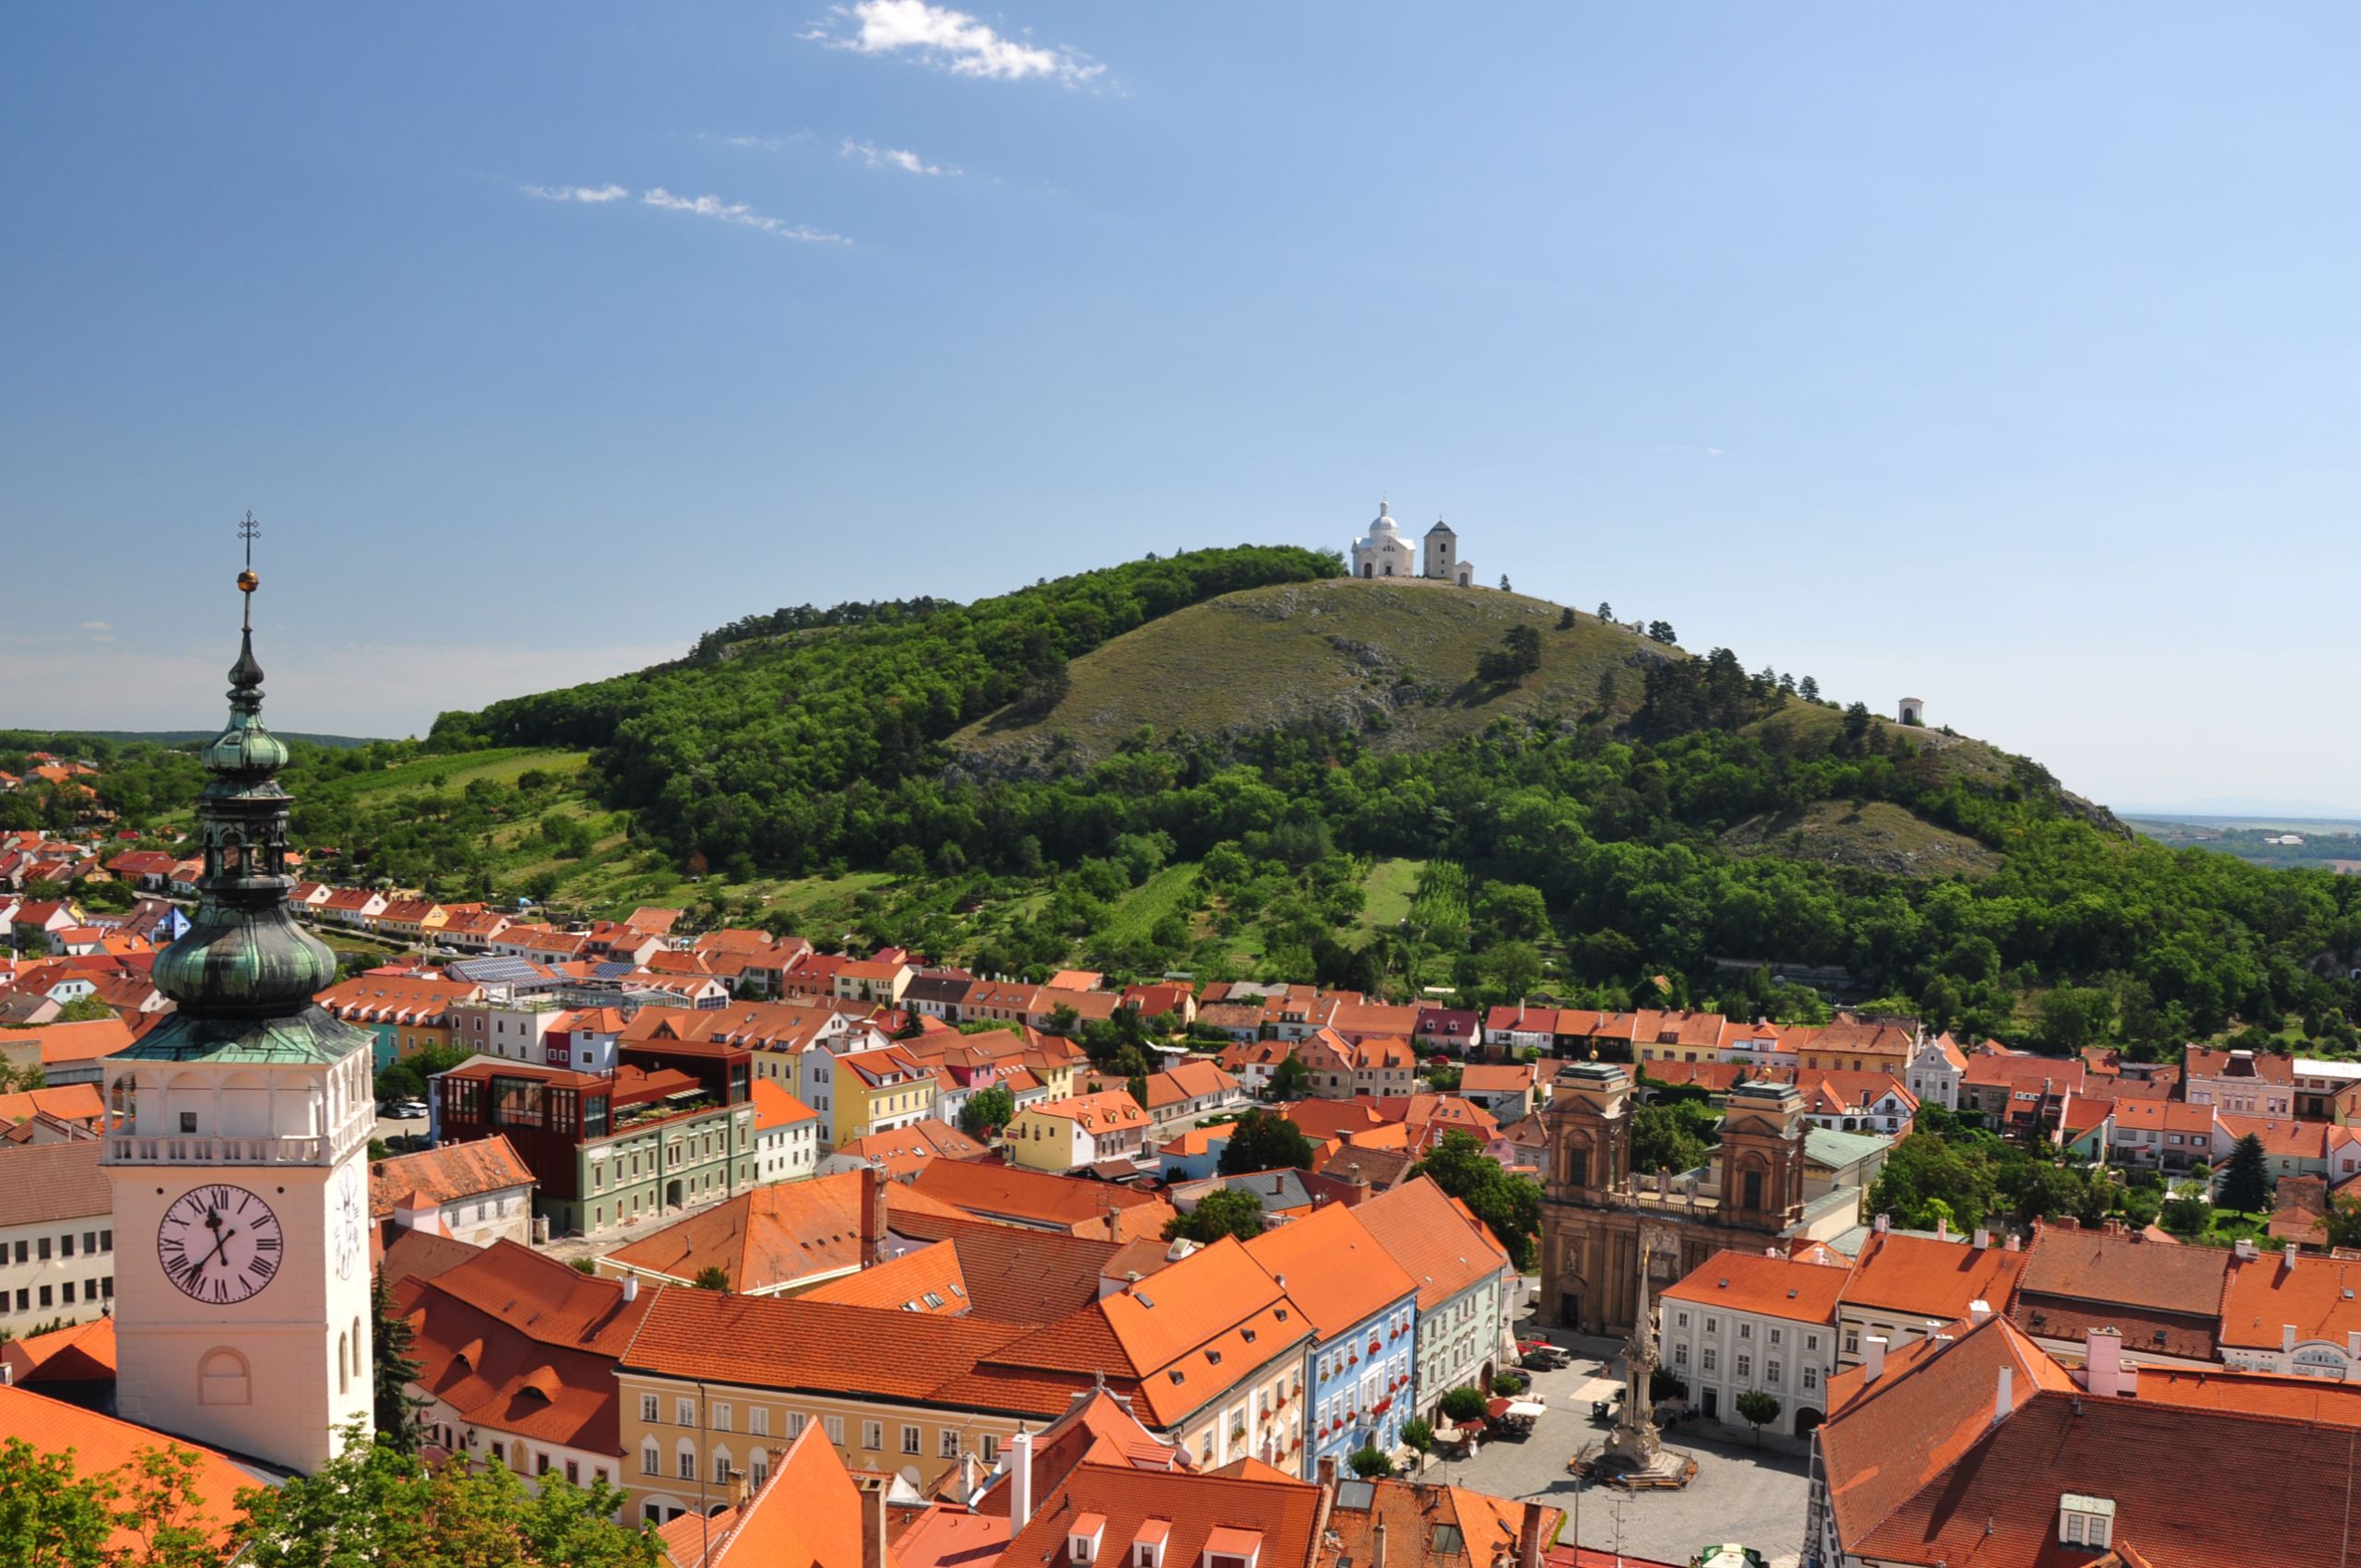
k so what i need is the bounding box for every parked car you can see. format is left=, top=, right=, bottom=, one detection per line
left=391, top=1099, right=430, bottom=1120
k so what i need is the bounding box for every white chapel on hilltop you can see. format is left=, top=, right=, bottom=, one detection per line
left=1347, top=500, right=1477, bottom=587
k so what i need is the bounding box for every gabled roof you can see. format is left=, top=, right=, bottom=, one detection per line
left=1662, top=1247, right=1850, bottom=1324
left=1349, top=1182, right=1514, bottom=1320
left=832, top=1117, right=988, bottom=1178
left=750, top=1076, right=819, bottom=1133
left=368, top=1134, right=536, bottom=1220
left=1242, top=1200, right=1418, bottom=1336
left=1025, top=1090, right=1151, bottom=1134
left=606, top=1169, right=879, bottom=1292
left=969, top=1389, right=1183, bottom=1519
left=2218, top=1252, right=2361, bottom=1350
left=1001, top=1460, right=1322, bottom=1568
left=911, top=1158, right=1173, bottom=1240
left=1821, top=1313, right=2359, bottom=1566
left=394, top=1240, right=654, bottom=1455
left=0, top=1136, right=110, bottom=1226
left=0, top=1313, right=116, bottom=1385
left=1838, top=1229, right=2029, bottom=1322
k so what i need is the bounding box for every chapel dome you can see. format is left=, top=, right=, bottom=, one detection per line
left=1368, top=501, right=1400, bottom=536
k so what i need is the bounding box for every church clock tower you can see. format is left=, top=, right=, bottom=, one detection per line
left=102, top=533, right=375, bottom=1473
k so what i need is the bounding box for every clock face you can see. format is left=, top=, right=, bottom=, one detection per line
left=157, top=1184, right=283, bottom=1304
left=333, top=1167, right=364, bottom=1281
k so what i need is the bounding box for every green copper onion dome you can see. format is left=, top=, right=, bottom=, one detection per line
left=147, top=565, right=341, bottom=1024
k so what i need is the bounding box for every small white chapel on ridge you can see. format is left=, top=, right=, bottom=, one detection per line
left=1347, top=500, right=1477, bottom=587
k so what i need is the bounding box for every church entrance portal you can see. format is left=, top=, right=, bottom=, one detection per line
left=1701, top=1388, right=1718, bottom=1420
left=1560, top=1292, right=1580, bottom=1329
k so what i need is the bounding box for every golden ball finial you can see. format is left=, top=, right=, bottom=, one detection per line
left=237, top=570, right=259, bottom=594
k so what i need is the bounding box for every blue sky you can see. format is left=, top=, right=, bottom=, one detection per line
left=3, top=4, right=2356, bottom=814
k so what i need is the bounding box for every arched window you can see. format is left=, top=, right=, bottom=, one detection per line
left=338, top=1332, right=350, bottom=1395
left=200, top=1348, right=251, bottom=1406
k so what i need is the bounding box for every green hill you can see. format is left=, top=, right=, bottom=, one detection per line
left=346, top=543, right=2361, bottom=1055
left=953, top=578, right=1661, bottom=765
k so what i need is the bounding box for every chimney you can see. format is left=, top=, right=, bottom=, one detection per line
left=2054, top=1216, right=2079, bottom=1231
left=1864, top=1336, right=1888, bottom=1382
left=2085, top=1328, right=2122, bottom=1398
left=1873, top=1213, right=1891, bottom=1235
left=2005, top=1231, right=2022, bottom=1252
left=1515, top=1504, right=1545, bottom=1568
left=2235, top=1238, right=2260, bottom=1261
left=2284, top=1324, right=2299, bottom=1355
left=1318, top=1455, right=1337, bottom=1490
left=622, top=1275, right=639, bottom=1303
left=860, top=1479, right=889, bottom=1568
left=393, top=1193, right=442, bottom=1236
left=1373, top=1517, right=1388, bottom=1568
left=962, top=1450, right=979, bottom=1502
left=2282, top=1248, right=2298, bottom=1277
left=860, top=1161, right=884, bottom=1269
left=1967, top=1299, right=1992, bottom=1326
left=1973, top=1228, right=1991, bottom=1250
left=1937, top=1216, right=1951, bottom=1243
left=1993, top=1365, right=2013, bottom=1426
left=1009, top=1427, right=1034, bottom=1531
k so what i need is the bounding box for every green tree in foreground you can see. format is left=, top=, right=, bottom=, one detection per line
left=957, top=1084, right=1014, bottom=1137
left=1410, top=1130, right=1543, bottom=1269
left=1734, top=1389, right=1782, bottom=1446
left=1348, top=1445, right=1396, bottom=1479
left=1400, top=1418, right=1435, bottom=1458
left=2220, top=1132, right=2273, bottom=1214
left=693, top=1265, right=731, bottom=1291
left=1165, top=1187, right=1268, bottom=1245
left=236, top=1425, right=658, bottom=1568
left=373, top=1266, right=430, bottom=1456
left=1217, top=1109, right=1315, bottom=1175
left=2320, top=1195, right=2361, bottom=1251
left=1266, top=1054, right=1312, bottom=1101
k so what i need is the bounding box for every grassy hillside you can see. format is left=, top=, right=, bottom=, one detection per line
left=1722, top=801, right=2003, bottom=880
left=955, top=578, right=1661, bottom=763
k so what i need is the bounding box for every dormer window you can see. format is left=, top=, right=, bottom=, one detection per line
left=2059, top=1494, right=2115, bottom=1550
left=1133, top=1520, right=1170, bottom=1568
left=1070, top=1514, right=1107, bottom=1564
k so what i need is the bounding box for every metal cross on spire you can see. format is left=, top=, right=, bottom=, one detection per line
left=236, top=512, right=260, bottom=631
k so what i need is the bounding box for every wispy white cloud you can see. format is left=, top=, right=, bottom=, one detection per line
left=804, top=0, right=1103, bottom=85
left=79, top=621, right=114, bottom=644
left=641, top=188, right=851, bottom=244
left=840, top=137, right=957, bottom=176
left=519, top=183, right=631, bottom=203
left=705, top=132, right=813, bottom=152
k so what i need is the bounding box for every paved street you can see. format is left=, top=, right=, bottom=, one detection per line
left=1418, top=1318, right=1809, bottom=1568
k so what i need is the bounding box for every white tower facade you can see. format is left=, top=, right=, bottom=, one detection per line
left=1422, top=519, right=1474, bottom=586
left=103, top=552, right=376, bottom=1473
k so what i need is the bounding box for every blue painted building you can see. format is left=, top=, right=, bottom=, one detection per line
left=1244, top=1201, right=1421, bottom=1478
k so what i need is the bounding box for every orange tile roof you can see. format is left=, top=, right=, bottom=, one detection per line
left=893, top=1501, right=1011, bottom=1568
left=0, top=1081, right=103, bottom=1127
left=911, top=1159, right=1171, bottom=1237
left=395, top=1241, right=652, bottom=1455
left=973, top=1238, right=1311, bottom=1429
left=1822, top=1313, right=2360, bottom=1566
left=618, top=1287, right=1049, bottom=1412
left=0, top=1313, right=116, bottom=1384
left=1002, top=1461, right=1322, bottom=1568
left=1026, top=1090, right=1151, bottom=1133
left=367, top=1133, right=535, bottom=1220
left=0, top=1384, right=255, bottom=1556
left=1325, top=1476, right=1560, bottom=1568
left=802, top=1238, right=972, bottom=1314
left=834, top=1118, right=989, bottom=1179
left=750, top=1076, right=819, bottom=1132
left=1662, top=1247, right=1850, bottom=1324
left=2218, top=1251, right=2361, bottom=1351
left=1242, top=1201, right=1418, bottom=1336
left=26, top=1016, right=135, bottom=1064
left=1838, top=1229, right=2029, bottom=1322
left=607, top=1170, right=878, bottom=1291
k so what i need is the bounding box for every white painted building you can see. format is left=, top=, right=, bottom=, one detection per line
left=1659, top=1247, right=1848, bottom=1440
left=0, top=1137, right=115, bottom=1331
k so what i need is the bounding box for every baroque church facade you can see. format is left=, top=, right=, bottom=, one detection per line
left=1537, top=1062, right=1855, bottom=1337
left=1347, top=501, right=1477, bottom=586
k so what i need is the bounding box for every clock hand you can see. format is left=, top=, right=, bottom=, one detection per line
left=199, top=1227, right=240, bottom=1272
